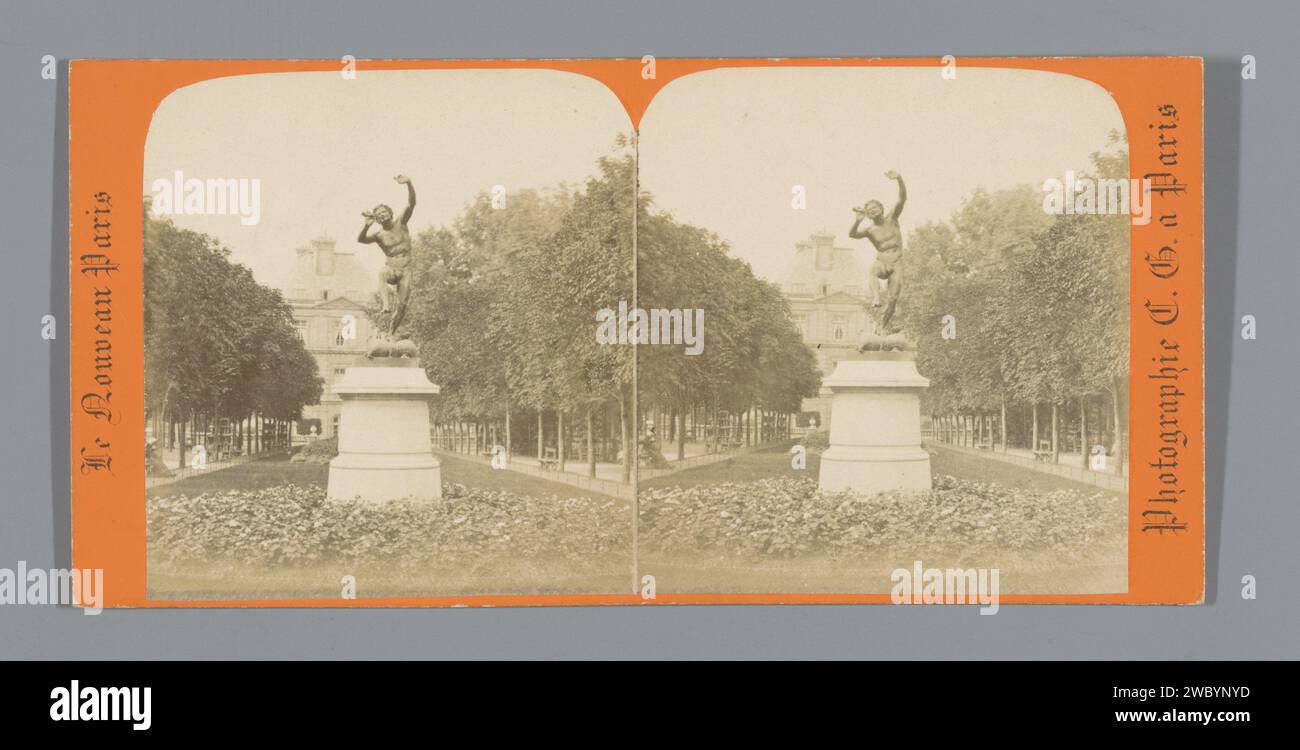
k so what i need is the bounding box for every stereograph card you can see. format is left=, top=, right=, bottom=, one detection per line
left=67, top=57, right=1204, bottom=607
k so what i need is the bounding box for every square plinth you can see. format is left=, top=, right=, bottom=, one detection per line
left=817, top=355, right=932, bottom=495
left=326, top=366, right=442, bottom=502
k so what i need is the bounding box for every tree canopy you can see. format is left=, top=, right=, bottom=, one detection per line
left=401, top=143, right=821, bottom=478
left=143, top=214, right=323, bottom=428
left=897, top=137, right=1131, bottom=459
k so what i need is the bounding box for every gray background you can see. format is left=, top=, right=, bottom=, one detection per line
left=0, top=0, right=1293, bottom=660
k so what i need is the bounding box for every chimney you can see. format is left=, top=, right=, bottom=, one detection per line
left=812, top=231, right=835, bottom=271
left=313, top=236, right=336, bottom=276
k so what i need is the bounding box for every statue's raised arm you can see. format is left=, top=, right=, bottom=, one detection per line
left=395, top=174, right=416, bottom=224
left=886, top=170, right=906, bottom=219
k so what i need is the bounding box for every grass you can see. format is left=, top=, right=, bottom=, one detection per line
left=148, top=459, right=326, bottom=498
left=149, top=559, right=630, bottom=600
left=638, top=554, right=1125, bottom=595
left=148, top=452, right=615, bottom=502
left=154, top=440, right=1111, bottom=500
left=644, top=440, right=1120, bottom=496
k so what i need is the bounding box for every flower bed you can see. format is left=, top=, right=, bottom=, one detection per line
left=149, top=475, right=1124, bottom=572
left=637, top=475, right=1125, bottom=561
left=147, top=483, right=628, bottom=569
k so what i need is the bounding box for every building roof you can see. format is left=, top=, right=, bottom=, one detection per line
left=793, top=290, right=869, bottom=307
left=779, top=231, right=874, bottom=298
left=294, top=295, right=370, bottom=312
left=284, top=235, right=373, bottom=304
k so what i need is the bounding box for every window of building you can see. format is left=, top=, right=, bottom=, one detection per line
left=832, top=314, right=846, bottom=341
left=333, top=316, right=358, bottom=347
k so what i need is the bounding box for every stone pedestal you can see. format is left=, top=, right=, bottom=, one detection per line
left=817, top=352, right=932, bottom=495
left=327, top=361, right=442, bottom=502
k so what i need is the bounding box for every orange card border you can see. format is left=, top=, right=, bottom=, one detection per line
left=69, top=57, right=1204, bottom=607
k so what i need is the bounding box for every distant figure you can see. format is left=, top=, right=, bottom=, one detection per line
left=358, top=175, right=416, bottom=339
left=850, top=170, right=907, bottom=333
left=1089, top=444, right=1107, bottom=472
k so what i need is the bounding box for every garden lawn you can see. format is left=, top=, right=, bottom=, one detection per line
left=642, top=440, right=1119, bottom=496
left=148, top=452, right=614, bottom=501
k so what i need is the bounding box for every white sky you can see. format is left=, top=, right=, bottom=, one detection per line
left=638, top=67, right=1124, bottom=282
left=145, top=66, right=1123, bottom=290
left=144, top=69, right=633, bottom=291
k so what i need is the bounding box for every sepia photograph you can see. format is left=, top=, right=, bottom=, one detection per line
left=635, top=67, right=1131, bottom=595
left=140, top=69, right=639, bottom=599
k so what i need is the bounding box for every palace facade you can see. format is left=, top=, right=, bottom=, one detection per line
left=283, top=236, right=375, bottom=440
left=779, top=231, right=876, bottom=429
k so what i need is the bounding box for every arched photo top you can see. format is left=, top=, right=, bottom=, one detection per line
left=143, top=68, right=633, bottom=290
left=638, top=65, right=1126, bottom=285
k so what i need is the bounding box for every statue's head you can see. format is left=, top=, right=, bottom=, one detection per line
left=863, top=200, right=884, bottom=220
left=372, top=204, right=394, bottom=224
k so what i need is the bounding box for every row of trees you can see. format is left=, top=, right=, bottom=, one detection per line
left=144, top=214, right=323, bottom=466
left=899, top=136, right=1130, bottom=473
left=405, top=139, right=821, bottom=482
left=637, top=207, right=821, bottom=462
